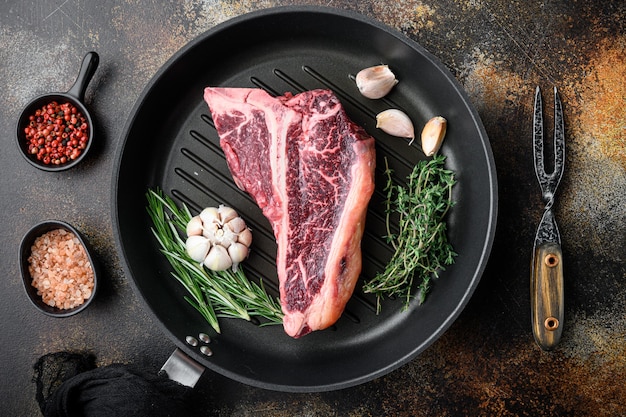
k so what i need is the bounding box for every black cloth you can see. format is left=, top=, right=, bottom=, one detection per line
left=33, top=352, right=191, bottom=417
left=33, top=352, right=97, bottom=410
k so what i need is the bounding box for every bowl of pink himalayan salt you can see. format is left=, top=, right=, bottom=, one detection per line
left=19, top=220, right=99, bottom=317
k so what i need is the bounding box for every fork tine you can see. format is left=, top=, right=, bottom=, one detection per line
left=552, top=87, right=565, bottom=183
left=533, top=86, right=546, bottom=181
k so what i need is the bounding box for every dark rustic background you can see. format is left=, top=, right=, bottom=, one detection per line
left=1, top=1, right=624, bottom=415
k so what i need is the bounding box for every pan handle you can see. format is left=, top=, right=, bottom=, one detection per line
left=66, top=51, right=99, bottom=102
left=160, top=348, right=205, bottom=388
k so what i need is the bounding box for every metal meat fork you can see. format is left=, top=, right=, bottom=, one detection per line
left=530, top=86, right=565, bottom=351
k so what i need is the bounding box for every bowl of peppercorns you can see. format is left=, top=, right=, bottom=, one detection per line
left=16, top=52, right=99, bottom=172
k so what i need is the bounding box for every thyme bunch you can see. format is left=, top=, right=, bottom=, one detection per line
left=146, top=188, right=283, bottom=334
left=363, top=154, right=456, bottom=313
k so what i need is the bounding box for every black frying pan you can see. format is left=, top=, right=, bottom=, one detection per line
left=112, top=6, right=497, bottom=392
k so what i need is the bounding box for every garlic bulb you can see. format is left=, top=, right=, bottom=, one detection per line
left=421, top=116, right=447, bottom=156
left=185, top=204, right=252, bottom=272
left=376, top=109, right=415, bottom=142
left=356, top=65, right=398, bottom=99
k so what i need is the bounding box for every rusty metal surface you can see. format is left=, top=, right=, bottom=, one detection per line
left=0, top=0, right=624, bottom=415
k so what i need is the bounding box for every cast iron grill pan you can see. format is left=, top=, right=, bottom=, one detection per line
left=113, top=6, right=497, bottom=392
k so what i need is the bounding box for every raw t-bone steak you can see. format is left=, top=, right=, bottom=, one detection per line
left=204, top=87, right=376, bottom=338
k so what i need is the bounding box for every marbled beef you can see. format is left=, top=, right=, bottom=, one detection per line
left=204, top=87, right=376, bottom=338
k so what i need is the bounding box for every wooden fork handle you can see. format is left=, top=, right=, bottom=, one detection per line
left=531, top=242, right=564, bottom=350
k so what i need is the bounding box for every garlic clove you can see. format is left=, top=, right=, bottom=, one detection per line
left=186, top=215, right=204, bottom=237
left=226, top=216, right=247, bottom=234
left=356, top=65, right=398, bottom=99
left=228, top=242, right=249, bottom=272
left=228, top=242, right=249, bottom=263
left=199, top=207, right=219, bottom=226
left=237, top=228, right=253, bottom=247
left=222, top=228, right=238, bottom=248
left=185, top=235, right=211, bottom=263
left=204, top=245, right=232, bottom=271
left=202, top=221, right=219, bottom=241
left=376, top=109, right=415, bottom=141
left=218, top=205, right=238, bottom=224
left=421, top=116, right=447, bottom=156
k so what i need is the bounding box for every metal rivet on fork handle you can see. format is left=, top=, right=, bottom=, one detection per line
left=544, top=317, right=560, bottom=331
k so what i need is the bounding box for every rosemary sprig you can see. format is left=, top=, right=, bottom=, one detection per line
left=363, top=154, right=456, bottom=313
left=146, top=188, right=283, bottom=333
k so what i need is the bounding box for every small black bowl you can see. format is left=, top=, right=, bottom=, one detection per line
left=16, top=52, right=99, bottom=172
left=19, top=220, right=99, bottom=317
